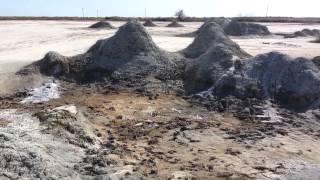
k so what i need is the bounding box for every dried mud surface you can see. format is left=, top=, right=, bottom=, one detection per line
left=1, top=81, right=320, bottom=179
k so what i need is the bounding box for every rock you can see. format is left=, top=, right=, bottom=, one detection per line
left=216, top=171, right=233, bottom=178
left=225, top=148, right=241, bottom=156
left=134, top=122, right=143, bottom=127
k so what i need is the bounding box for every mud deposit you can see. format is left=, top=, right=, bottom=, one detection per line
left=1, top=82, right=320, bottom=180
left=1, top=20, right=320, bottom=180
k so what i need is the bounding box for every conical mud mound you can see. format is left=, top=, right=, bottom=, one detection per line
left=182, top=21, right=249, bottom=58
left=167, top=20, right=184, bottom=27
left=183, top=21, right=320, bottom=110
left=182, top=21, right=250, bottom=93
left=89, top=21, right=115, bottom=29
left=176, top=18, right=232, bottom=38
left=18, top=21, right=184, bottom=88
left=280, top=29, right=320, bottom=39
left=216, top=52, right=320, bottom=110
left=143, top=19, right=157, bottom=27
left=224, top=20, right=271, bottom=36
left=186, top=50, right=320, bottom=110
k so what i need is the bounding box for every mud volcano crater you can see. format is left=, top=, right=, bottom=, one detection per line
left=18, top=21, right=320, bottom=111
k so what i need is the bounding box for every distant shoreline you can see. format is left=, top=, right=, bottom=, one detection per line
left=0, top=16, right=320, bottom=23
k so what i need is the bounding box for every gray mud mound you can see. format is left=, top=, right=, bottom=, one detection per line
left=167, top=20, right=184, bottom=27
left=182, top=21, right=250, bottom=58
left=214, top=17, right=232, bottom=28
left=89, top=21, right=115, bottom=29
left=176, top=18, right=231, bottom=38
left=188, top=51, right=320, bottom=111
left=143, top=19, right=157, bottom=27
left=241, top=52, right=320, bottom=110
left=182, top=21, right=320, bottom=111
left=18, top=21, right=184, bottom=90
left=312, top=56, right=320, bottom=67
left=183, top=44, right=248, bottom=94
left=182, top=21, right=250, bottom=93
left=224, top=20, right=271, bottom=36
left=294, top=29, right=320, bottom=37
left=0, top=108, right=143, bottom=180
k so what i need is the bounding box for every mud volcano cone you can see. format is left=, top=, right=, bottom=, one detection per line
left=89, top=21, right=115, bottom=29
left=182, top=21, right=249, bottom=58
left=184, top=21, right=320, bottom=110
left=167, top=20, right=184, bottom=27
left=176, top=18, right=232, bottom=38
left=183, top=21, right=250, bottom=93
left=18, top=20, right=182, bottom=86
left=223, top=20, right=270, bottom=36
left=143, top=19, right=157, bottom=27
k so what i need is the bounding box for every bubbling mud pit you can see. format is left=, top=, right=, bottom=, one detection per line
left=1, top=20, right=320, bottom=179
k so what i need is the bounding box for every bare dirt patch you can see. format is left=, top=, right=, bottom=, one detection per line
left=0, top=118, right=9, bottom=127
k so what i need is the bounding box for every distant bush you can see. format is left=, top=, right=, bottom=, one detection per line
left=175, top=9, right=187, bottom=21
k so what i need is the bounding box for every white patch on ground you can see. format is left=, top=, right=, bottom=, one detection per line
left=195, top=86, right=214, bottom=98
left=170, top=171, right=194, bottom=180
left=258, top=159, right=320, bottom=180
left=54, top=105, right=77, bottom=114
left=0, top=109, right=85, bottom=179
left=108, top=165, right=135, bottom=179
left=195, top=56, right=240, bottom=98
left=228, top=55, right=239, bottom=73
left=21, top=82, right=60, bottom=104
left=260, top=101, right=282, bottom=123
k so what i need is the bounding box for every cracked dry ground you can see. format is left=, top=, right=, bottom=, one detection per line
left=1, top=82, right=320, bottom=180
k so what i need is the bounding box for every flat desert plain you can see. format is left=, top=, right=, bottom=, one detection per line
left=0, top=20, right=320, bottom=74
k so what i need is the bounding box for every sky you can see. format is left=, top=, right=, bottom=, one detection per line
left=0, top=0, right=320, bottom=17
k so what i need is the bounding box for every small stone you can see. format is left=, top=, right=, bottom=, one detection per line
left=225, top=148, right=241, bottom=156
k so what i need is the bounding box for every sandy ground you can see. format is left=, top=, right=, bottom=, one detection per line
left=0, top=20, right=320, bottom=74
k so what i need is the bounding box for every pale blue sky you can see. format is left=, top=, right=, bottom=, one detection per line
left=1, top=0, right=320, bottom=17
